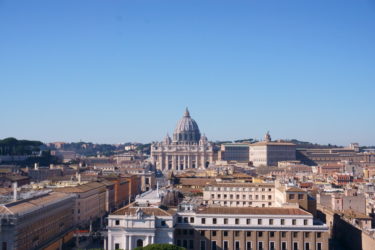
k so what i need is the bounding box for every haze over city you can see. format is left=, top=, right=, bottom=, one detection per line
left=1, top=0, right=374, bottom=145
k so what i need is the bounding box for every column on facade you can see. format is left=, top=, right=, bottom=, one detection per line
left=126, top=235, right=131, bottom=250
left=184, top=155, right=187, bottom=170
left=187, top=155, right=190, bottom=169
left=172, top=155, right=176, bottom=171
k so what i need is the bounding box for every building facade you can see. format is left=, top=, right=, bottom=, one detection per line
left=219, top=143, right=250, bottom=163
left=250, top=132, right=296, bottom=167
left=151, top=109, right=214, bottom=171
left=0, top=191, right=75, bottom=250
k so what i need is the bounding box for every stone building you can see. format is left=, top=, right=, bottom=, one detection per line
left=106, top=193, right=329, bottom=250
left=0, top=191, right=75, bottom=250
left=151, top=109, right=214, bottom=171
left=250, top=132, right=296, bottom=167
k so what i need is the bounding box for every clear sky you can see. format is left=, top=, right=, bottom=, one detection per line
left=0, top=0, right=374, bottom=146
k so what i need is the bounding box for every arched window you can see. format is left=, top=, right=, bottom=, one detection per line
left=137, top=239, right=143, bottom=247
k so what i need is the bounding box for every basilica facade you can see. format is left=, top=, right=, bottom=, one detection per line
left=151, top=109, right=214, bottom=171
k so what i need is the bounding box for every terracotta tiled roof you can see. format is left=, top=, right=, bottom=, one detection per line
left=197, top=206, right=310, bottom=216
left=1, top=192, right=72, bottom=215
left=213, top=182, right=274, bottom=188
left=178, top=178, right=216, bottom=186
left=112, top=203, right=174, bottom=217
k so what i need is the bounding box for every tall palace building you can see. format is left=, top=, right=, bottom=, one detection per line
left=151, top=108, right=214, bottom=171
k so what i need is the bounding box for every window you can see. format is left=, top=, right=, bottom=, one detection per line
left=212, top=231, right=217, bottom=237
left=230, top=194, right=233, bottom=199
left=223, top=241, right=229, bottom=250
left=115, top=220, right=120, bottom=225
left=298, top=194, right=304, bottom=200
left=269, top=219, right=273, bottom=225
left=269, top=231, right=274, bottom=237
left=213, top=218, right=217, bottom=224
left=200, top=230, right=205, bottom=236
left=218, top=194, right=221, bottom=199
left=183, top=229, right=188, bottom=235
left=317, top=243, right=322, bottom=250
left=317, top=232, right=322, bottom=238
left=246, top=241, right=252, bottom=250
left=243, top=195, right=246, bottom=199
left=224, top=194, right=227, bottom=199
left=289, top=194, right=295, bottom=199
left=258, top=241, right=263, bottom=250
left=177, top=240, right=181, bottom=246
left=305, top=243, right=310, bottom=250
left=281, top=232, right=286, bottom=238
left=224, top=218, right=228, bottom=224
left=189, top=240, right=194, bottom=249
left=212, top=241, right=217, bottom=250
left=235, top=218, right=239, bottom=224
left=137, top=239, right=144, bottom=247
left=305, top=232, right=310, bottom=238
left=247, top=219, right=251, bottom=224
left=201, top=218, right=206, bottom=224
left=258, top=231, right=263, bottom=237
left=304, top=219, right=307, bottom=225
left=293, top=242, right=298, bottom=250
left=190, top=217, right=195, bottom=223
left=211, top=194, right=215, bottom=199
left=268, top=195, right=272, bottom=200
left=235, top=231, right=240, bottom=237
left=292, top=219, right=296, bottom=225
left=237, top=194, right=240, bottom=199
left=246, top=231, right=251, bottom=237
left=161, top=220, right=166, bottom=226
left=235, top=241, right=240, bottom=250
left=200, top=241, right=206, bottom=250
left=281, top=242, right=287, bottom=250
left=293, top=232, right=298, bottom=238
left=184, top=217, right=188, bottom=223
left=183, top=240, right=188, bottom=248
left=258, top=219, right=262, bottom=225
left=262, top=195, right=265, bottom=200
left=281, top=219, right=285, bottom=225
left=270, top=242, right=275, bottom=250
left=115, top=243, right=120, bottom=250
left=189, top=229, right=194, bottom=235
left=223, top=231, right=228, bottom=237
left=178, top=217, right=182, bottom=223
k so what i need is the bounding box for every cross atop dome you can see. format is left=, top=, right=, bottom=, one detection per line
left=184, top=107, right=190, bottom=117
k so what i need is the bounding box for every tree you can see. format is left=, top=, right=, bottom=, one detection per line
left=134, top=243, right=185, bottom=250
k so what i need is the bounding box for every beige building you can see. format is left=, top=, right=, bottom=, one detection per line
left=250, top=132, right=296, bottom=167
left=203, top=183, right=275, bottom=207
left=0, top=191, right=75, bottom=250
left=151, top=109, right=214, bottom=171
left=175, top=206, right=329, bottom=250
left=55, top=181, right=107, bottom=227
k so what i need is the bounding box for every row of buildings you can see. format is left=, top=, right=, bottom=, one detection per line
left=151, top=109, right=375, bottom=170
left=0, top=173, right=142, bottom=250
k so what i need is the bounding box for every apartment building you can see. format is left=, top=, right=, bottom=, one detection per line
left=55, top=181, right=106, bottom=226
left=250, top=133, right=296, bottom=167
left=203, top=183, right=275, bottom=207
left=176, top=206, right=329, bottom=250
left=106, top=191, right=329, bottom=250
left=0, top=191, right=75, bottom=250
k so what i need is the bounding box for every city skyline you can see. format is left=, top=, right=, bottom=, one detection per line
left=1, top=0, right=374, bottom=145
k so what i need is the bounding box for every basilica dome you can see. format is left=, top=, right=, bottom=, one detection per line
left=173, top=108, right=201, bottom=143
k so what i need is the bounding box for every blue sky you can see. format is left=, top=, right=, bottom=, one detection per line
left=0, top=0, right=374, bottom=145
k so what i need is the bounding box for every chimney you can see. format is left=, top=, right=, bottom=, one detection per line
left=13, top=182, right=18, bottom=202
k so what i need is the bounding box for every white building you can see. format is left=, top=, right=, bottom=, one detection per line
left=151, top=108, right=214, bottom=171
